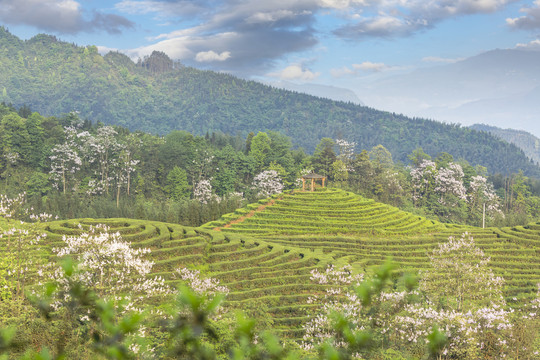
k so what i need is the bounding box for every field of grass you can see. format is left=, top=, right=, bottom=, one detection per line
left=10, top=188, right=540, bottom=339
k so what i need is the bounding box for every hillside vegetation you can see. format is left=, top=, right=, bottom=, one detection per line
left=26, top=188, right=538, bottom=340
left=0, top=27, right=539, bottom=177
left=471, top=123, right=540, bottom=165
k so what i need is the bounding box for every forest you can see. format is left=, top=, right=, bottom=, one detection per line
left=1, top=27, right=539, bottom=178
left=2, top=102, right=540, bottom=228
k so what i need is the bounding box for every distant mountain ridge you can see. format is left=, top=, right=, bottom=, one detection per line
left=470, top=124, right=540, bottom=165
left=1, top=27, right=539, bottom=177
left=356, top=49, right=540, bottom=137
left=268, top=81, right=364, bottom=105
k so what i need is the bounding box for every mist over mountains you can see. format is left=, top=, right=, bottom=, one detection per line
left=352, top=49, right=540, bottom=137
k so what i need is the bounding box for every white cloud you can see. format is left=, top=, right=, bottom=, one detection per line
left=268, top=65, right=320, bottom=81
left=245, top=10, right=312, bottom=24
left=195, top=50, right=232, bottom=62
left=0, top=0, right=133, bottom=34
left=422, top=56, right=465, bottom=63
left=330, top=66, right=356, bottom=77
left=96, top=45, right=119, bottom=54
left=507, top=0, right=540, bottom=30
left=334, top=0, right=513, bottom=39
left=331, top=61, right=388, bottom=77
left=515, top=39, right=540, bottom=50
left=110, top=0, right=515, bottom=74
left=115, top=0, right=205, bottom=17
left=352, top=61, right=386, bottom=72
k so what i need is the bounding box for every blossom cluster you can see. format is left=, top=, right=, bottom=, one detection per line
left=302, top=234, right=520, bottom=358
left=193, top=179, right=212, bottom=204
left=410, top=160, right=502, bottom=216
left=335, top=139, right=356, bottom=171
left=0, top=193, right=26, bottom=218
left=252, top=170, right=283, bottom=197
left=42, top=224, right=171, bottom=311
left=176, top=267, right=229, bottom=296
left=49, top=126, right=140, bottom=197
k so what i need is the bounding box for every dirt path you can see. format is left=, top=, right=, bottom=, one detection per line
left=213, top=199, right=276, bottom=231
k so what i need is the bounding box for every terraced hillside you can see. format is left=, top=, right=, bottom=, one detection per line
left=203, top=188, right=446, bottom=235
left=39, top=218, right=328, bottom=338
left=205, top=189, right=540, bottom=308
left=27, top=189, right=540, bottom=339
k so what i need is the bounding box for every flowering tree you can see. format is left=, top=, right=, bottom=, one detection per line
left=252, top=170, right=283, bottom=197
left=41, top=224, right=171, bottom=312
left=433, top=162, right=467, bottom=206
left=411, top=160, right=502, bottom=223
left=302, top=265, right=365, bottom=350
left=301, top=234, right=525, bottom=358
left=335, top=139, right=356, bottom=171
left=84, top=126, right=122, bottom=195
left=468, top=175, right=503, bottom=220
left=175, top=267, right=229, bottom=317
left=193, top=178, right=215, bottom=204
left=114, top=148, right=140, bottom=207
left=394, top=233, right=512, bottom=358
left=410, top=159, right=437, bottom=206
left=420, top=233, right=505, bottom=311
left=49, top=127, right=84, bottom=194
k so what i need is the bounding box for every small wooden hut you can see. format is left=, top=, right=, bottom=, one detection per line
left=301, top=173, right=326, bottom=191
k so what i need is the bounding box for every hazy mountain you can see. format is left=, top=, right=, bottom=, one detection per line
left=1, top=27, right=539, bottom=177
left=470, top=124, right=540, bottom=165
left=269, top=81, right=363, bottom=105
left=355, top=49, right=540, bottom=137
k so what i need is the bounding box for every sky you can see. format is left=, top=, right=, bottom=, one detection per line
left=1, top=0, right=540, bottom=128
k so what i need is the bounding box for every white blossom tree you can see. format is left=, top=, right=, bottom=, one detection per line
left=335, top=139, right=356, bottom=171
left=410, top=159, right=437, bottom=206
left=468, top=175, right=503, bottom=220
left=433, top=162, right=467, bottom=206
left=41, top=224, right=171, bottom=312
left=193, top=178, right=218, bottom=204
left=301, top=234, right=519, bottom=358
left=84, top=126, right=121, bottom=195
left=49, top=127, right=84, bottom=194
left=420, top=232, right=505, bottom=311
left=252, top=170, right=283, bottom=197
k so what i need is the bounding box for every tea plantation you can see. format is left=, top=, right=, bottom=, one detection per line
left=34, top=188, right=540, bottom=339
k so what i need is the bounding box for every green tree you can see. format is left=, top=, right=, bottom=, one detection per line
left=166, top=166, right=190, bottom=201
left=312, top=138, right=336, bottom=176
left=368, top=144, right=393, bottom=171
left=249, top=132, right=271, bottom=170
left=408, top=147, right=431, bottom=167
left=331, top=160, right=348, bottom=183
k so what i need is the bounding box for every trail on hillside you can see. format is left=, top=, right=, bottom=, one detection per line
left=213, top=199, right=276, bottom=231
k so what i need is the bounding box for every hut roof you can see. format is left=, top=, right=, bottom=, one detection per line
left=302, top=173, right=326, bottom=179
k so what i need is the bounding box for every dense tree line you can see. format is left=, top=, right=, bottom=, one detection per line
left=1, top=27, right=539, bottom=177
left=2, top=103, right=540, bottom=227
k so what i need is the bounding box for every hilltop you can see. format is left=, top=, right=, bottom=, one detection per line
left=0, top=27, right=539, bottom=177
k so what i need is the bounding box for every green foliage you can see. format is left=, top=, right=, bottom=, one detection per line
left=312, top=138, right=336, bottom=177
left=2, top=27, right=537, bottom=177
left=166, top=167, right=190, bottom=201
left=249, top=132, right=271, bottom=171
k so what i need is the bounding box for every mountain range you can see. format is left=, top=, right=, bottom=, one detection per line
left=0, top=27, right=539, bottom=177
left=470, top=124, right=540, bottom=165
left=353, top=49, right=540, bottom=137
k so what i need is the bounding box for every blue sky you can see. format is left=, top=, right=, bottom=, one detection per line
left=1, top=1, right=540, bottom=95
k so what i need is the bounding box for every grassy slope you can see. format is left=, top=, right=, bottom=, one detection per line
left=13, top=188, right=540, bottom=339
